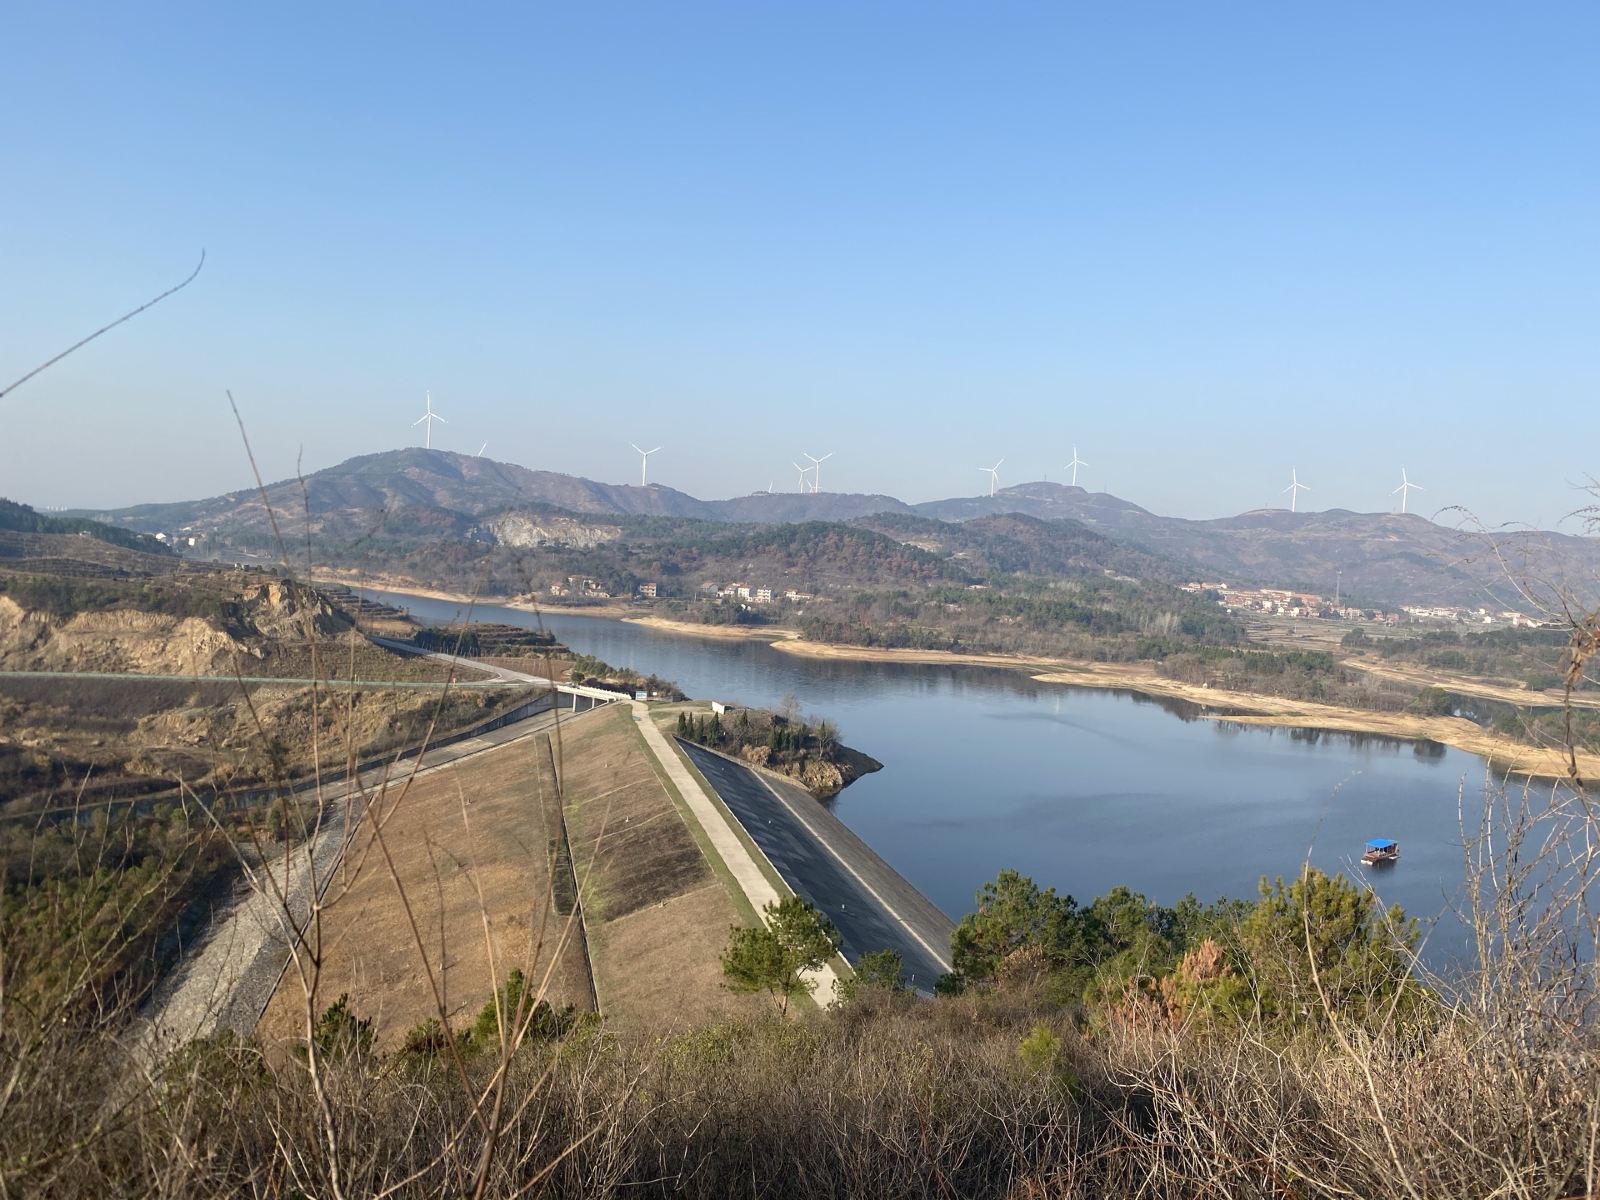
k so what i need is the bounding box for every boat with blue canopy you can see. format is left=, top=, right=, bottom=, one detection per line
left=1361, top=838, right=1399, bottom=866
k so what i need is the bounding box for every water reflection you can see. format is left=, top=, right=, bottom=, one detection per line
left=365, top=590, right=1507, bottom=964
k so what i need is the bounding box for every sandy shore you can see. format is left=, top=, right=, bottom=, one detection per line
left=310, top=575, right=500, bottom=607
left=771, top=639, right=1597, bottom=779
left=316, top=579, right=1595, bottom=779
left=773, top=641, right=1062, bottom=669
left=1027, top=663, right=1600, bottom=780
left=312, top=576, right=644, bottom=619
left=1345, top=657, right=1600, bottom=712
left=625, top=616, right=801, bottom=641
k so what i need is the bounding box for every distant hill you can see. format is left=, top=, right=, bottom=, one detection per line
left=0, top=498, right=172, bottom=558
left=81, top=449, right=720, bottom=538
left=913, top=481, right=1155, bottom=526
left=709, top=491, right=912, bottom=523
left=81, top=449, right=913, bottom=542
left=912, top=482, right=1600, bottom=611
left=853, top=511, right=1191, bottom=584
left=76, top=453, right=1600, bottom=610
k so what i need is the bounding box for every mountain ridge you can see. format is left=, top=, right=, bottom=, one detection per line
left=73, top=449, right=1599, bottom=610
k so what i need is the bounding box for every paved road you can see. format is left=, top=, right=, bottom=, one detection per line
left=369, top=636, right=620, bottom=702
left=626, top=705, right=842, bottom=1002
left=680, top=743, right=953, bottom=994
left=0, top=668, right=523, bottom=689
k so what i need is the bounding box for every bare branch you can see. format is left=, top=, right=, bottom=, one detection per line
left=0, top=251, right=205, bottom=401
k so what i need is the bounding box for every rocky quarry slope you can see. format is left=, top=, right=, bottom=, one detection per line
left=0, top=579, right=346, bottom=675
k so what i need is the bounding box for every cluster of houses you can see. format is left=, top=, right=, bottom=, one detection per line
left=1398, top=604, right=1544, bottom=628
left=548, top=575, right=612, bottom=599
left=152, top=528, right=203, bottom=549
left=1181, top=582, right=1542, bottom=628
left=697, top=582, right=815, bottom=606
left=546, top=576, right=818, bottom=608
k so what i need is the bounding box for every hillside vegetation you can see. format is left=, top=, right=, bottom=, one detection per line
left=4, top=839, right=1594, bottom=1198
left=0, top=564, right=521, bottom=809
left=79, top=450, right=1600, bottom=609
left=797, top=578, right=1243, bottom=660
left=0, top=497, right=172, bottom=557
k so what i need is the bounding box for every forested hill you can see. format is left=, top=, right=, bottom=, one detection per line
left=81, top=449, right=914, bottom=538
left=914, top=482, right=1600, bottom=611
left=0, top=498, right=172, bottom=556
left=71, top=450, right=1600, bottom=609
left=853, top=511, right=1193, bottom=584
left=325, top=514, right=968, bottom=598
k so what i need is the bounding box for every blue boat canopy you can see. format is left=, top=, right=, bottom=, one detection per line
left=1365, top=839, right=1397, bottom=849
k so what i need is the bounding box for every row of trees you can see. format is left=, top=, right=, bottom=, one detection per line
left=722, top=865, right=1419, bottom=1031
left=675, top=707, right=839, bottom=760
left=941, top=867, right=1419, bottom=1025
left=796, top=577, right=1244, bottom=662
left=1352, top=623, right=1588, bottom=693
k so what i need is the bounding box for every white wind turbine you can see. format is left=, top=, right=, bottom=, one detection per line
left=412, top=391, right=446, bottom=449
left=1282, top=468, right=1309, bottom=513
left=1393, top=467, right=1423, bottom=514
left=793, top=461, right=812, bottom=493
left=1065, top=446, right=1087, bottom=488
left=631, top=443, right=662, bottom=487
left=477, top=442, right=488, bottom=458
left=803, top=451, right=833, bottom=494
left=979, top=458, right=1004, bottom=497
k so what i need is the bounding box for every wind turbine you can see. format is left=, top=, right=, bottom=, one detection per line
left=1393, top=467, right=1423, bottom=514
left=803, top=452, right=833, bottom=494
left=631, top=443, right=662, bottom=487
left=793, top=461, right=812, bottom=493
left=477, top=442, right=488, bottom=458
left=1282, top=468, right=1309, bottom=513
left=979, top=458, right=1004, bottom=497
left=1065, top=446, right=1087, bottom=488
left=412, top=391, right=446, bottom=449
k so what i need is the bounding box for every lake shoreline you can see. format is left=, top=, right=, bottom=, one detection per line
left=772, top=642, right=1598, bottom=780
left=343, top=580, right=1592, bottom=779
left=319, top=576, right=644, bottom=619
left=625, top=616, right=801, bottom=641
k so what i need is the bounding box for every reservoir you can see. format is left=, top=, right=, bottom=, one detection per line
left=370, top=591, right=1522, bottom=960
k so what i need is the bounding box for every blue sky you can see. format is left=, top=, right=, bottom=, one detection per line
left=2, top=3, right=1597, bottom=528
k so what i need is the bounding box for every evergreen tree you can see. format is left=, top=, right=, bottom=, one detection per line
left=721, top=897, right=842, bottom=1014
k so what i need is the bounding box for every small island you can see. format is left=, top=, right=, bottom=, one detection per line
left=673, top=700, right=882, bottom=799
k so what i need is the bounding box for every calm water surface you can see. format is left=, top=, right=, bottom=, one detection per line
left=372, top=592, right=1504, bottom=957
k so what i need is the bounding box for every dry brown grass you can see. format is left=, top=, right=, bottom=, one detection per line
left=560, top=705, right=766, bottom=1027
left=257, top=725, right=596, bottom=1052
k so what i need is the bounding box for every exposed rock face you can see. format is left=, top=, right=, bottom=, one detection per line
left=0, top=579, right=347, bottom=675
left=735, top=742, right=883, bottom=799
left=488, top=513, right=622, bottom=550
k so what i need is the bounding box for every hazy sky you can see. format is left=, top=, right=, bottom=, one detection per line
left=3, top=4, right=1598, bottom=529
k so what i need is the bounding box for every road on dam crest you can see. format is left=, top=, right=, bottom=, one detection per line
left=679, top=741, right=953, bottom=993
